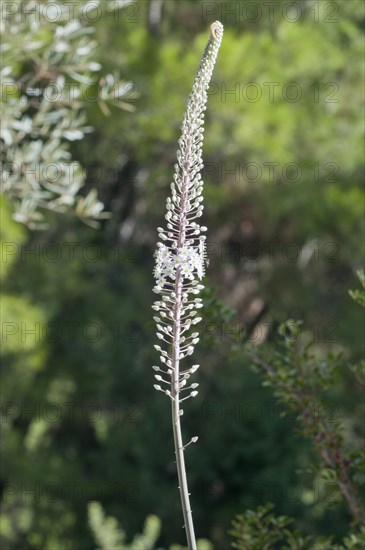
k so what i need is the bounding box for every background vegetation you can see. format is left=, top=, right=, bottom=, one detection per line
left=1, top=1, right=364, bottom=548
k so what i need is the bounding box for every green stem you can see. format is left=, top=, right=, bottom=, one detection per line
left=171, top=268, right=197, bottom=549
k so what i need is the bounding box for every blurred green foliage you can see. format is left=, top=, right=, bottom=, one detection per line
left=1, top=1, right=364, bottom=549
left=349, top=270, right=365, bottom=308
left=239, top=315, right=365, bottom=543
left=0, top=0, right=135, bottom=228
left=229, top=503, right=365, bottom=550
left=88, top=501, right=212, bottom=550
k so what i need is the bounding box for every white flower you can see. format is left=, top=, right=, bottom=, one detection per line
left=181, top=262, right=194, bottom=279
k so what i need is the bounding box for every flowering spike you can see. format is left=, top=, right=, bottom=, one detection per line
left=151, top=21, right=223, bottom=550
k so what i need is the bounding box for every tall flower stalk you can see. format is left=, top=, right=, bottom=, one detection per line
left=152, top=21, right=223, bottom=550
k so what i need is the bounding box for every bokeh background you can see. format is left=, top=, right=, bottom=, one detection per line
left=1, top=1, right=364, bottom=548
